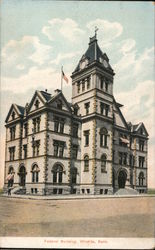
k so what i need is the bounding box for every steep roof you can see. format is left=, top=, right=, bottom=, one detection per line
left=73, top=35, right=113, bottom=73
left=16, top=105, right=25, bottom=115
left=40, top=90, right=52, bottom=102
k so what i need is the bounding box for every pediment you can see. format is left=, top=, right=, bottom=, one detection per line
left=5, top=104, right=23, bottom=123
left=48, top=92, right=72, bottom=113
left=28, top=91, right=46, bottom=113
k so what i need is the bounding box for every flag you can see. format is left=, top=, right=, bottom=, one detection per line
left=62, top=70, right=69, bottom=84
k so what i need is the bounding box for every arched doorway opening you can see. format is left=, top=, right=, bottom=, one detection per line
left=118, top=170, right=127, bottom=188
left=19, top=165, right=26, bottom=186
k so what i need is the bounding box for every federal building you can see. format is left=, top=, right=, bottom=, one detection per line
left=4, top=33, right=149, bottom=195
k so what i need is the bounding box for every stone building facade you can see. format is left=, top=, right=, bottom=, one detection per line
left=4, top=34, right=149, bottom=195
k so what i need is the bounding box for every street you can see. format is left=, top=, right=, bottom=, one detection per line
left=0, top=196, right=154, bottom=237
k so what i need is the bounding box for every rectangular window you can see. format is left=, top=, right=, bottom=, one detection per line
left=72, top=123, right=78, bottom=137
left=33, top=117, right=41, bottom=133
left=24, top=123, right=28, bottom=137
left=10, top=126, right=16, bottom=140
left=32, top=140, right=40, bottom=157
left=9, top=146, right=15, bottom=161
left=54, top=120, right=59, bottom=132
left=84, top=130, right=90, bottom=146
left=85, top=102, right=90, bottom=115
left=23, top=144, right=27, bottom=159
left=59, top=145, right=64, bottom=157
left=100, top=134, right=108, bottom=147
left=101, top=78, right=104, bottom=89
left=82, top=80, right=85, bottom=91
left=105, top=79, right=108, bottom=92
left=53, top=140, right=65, bottom=157
left=72, top=145, right=78, bottom=159
left=119, top=152, right=123, bottom=165
left=59, top=122, right=64, bottom=134
left=139, top=156, right=145, bottom=168
left=139, top=140, right=144, bottom=151
left=100, top=102, right=109, bottom=116
left=77, top=82, right=80, bottom=93
left=100, top=189, right=103, bottom=194
left=87, top=77, right=90, bottom=89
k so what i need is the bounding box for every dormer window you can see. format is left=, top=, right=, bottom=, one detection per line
left=87, top=77, right=90, bottom=89
left=11, top=111, right=15, bottom=120
left=57, top=100, right=62, bottom=109
left=82, top=80, right=85, bottom=92
left=34, top=99, right=39, bottom=109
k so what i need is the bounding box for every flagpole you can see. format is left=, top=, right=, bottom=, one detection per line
left=61, top=66, right=63, bottom=92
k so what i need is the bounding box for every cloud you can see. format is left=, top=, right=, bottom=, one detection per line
left=50, top=51, right=82, bottom=65
left=42, top=18, right=85, bottom=42
left=1, top=36, right=52, bottom=77
left=120, top=39, right=136, bottom=55
left=86, top=19, right=123, bottom=46
left=1, top=66, right=72, bottom=94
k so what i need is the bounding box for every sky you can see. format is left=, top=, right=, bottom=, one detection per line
left=0, top=0, right=154, bottom=188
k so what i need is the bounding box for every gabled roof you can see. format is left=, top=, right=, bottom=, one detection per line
left=47, top=90, right=72, bottom=113
left=73, top=35, right=113, bottom=73
left=5, top=103, right=24, bottom=122
left=40, top=90, right=52, bottom=102
left=132, top=122, right=149, bottom=136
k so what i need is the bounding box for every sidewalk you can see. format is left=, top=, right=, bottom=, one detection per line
left=2, top=193, right=155, bottom=200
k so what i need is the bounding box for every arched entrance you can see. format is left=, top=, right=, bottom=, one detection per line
left=19, top=165, right=26, bottom=186
left=118, top=170, right=127, bottom=188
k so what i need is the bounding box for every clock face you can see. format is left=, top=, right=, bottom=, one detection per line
left=103, top=60, right=108, bottom=68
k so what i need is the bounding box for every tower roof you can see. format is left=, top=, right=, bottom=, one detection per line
left=73, top=34, right=114, bottom=74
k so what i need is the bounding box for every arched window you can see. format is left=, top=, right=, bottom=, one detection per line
left=139, top=172, right=145, bottom=186
left=52, top=164, right=63, bottom=183
left=34, top=99, right=39, bottom=109
left=101, top=154, right=107, bottom=173
left=12, top=111, right=15, bottom=120
left=8, top=166, right=14, bottom=174
left=19, top=165, right=26, bottom=186
left=57, top=100, right=62, bottom=109
left=100, top=127, right=108, bottom=147
left=71, top=167, right=77, bottom=184
left=32, top=164, right=40, bottom=183
left=84, top=155, right=89, bottom=172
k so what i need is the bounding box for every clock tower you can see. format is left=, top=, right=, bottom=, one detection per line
left=71, top=33, right=115, bottom=194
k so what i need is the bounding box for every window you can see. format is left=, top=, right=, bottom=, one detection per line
left=9, top=147, right=15, bottom=161
left=139, top=172, right=145, bottom=186
left=59, top=121, right=64, bottom=134
left=32, top=140, right=40, bottom=157
left=139, top=156, right=145, bottom=168
left=82, top=80, right=85, bottom=91
left=104, top=189, right=108, bottom=194
left=100, top=102, right=109, bottom=116
left=72, top=123, right=78, bottom=137
left=77, top=82, right=80, bottom=93
left=101, top=78, right=104, bottom=89
left=87, top=77, right=90, bottom=89
left=84, top=155, right=89, bottom=172
left=54, top=117, right=65, bottom=133
left=53, top=140, right=65, bottom=157
left=105, top=79, right=109, bottom=92
left=74, top=106, right=78, bottom=116
left=23, top=144, right=27, bottom=159
left=85, top=102, right=90, bottom=115
left=119, top=134, right=129, bottom=147
left=119, top=152, right=127, bottom=165
left=24, top=123, right=28, bottom=137
left=10, top=126, right=16, bottom=140
left=32, top=164, right=39, bottom=183
left=101, top=154, right=107, bottom=173
left=52, top=165, right=63, bottom=184
left=57, top=100, right=62, bottom=109
left=139, top=140, right=144, bottom=151
left=71, top=167, right=77, bottom=184
left=129, top=154, right=135, bottom=167
left=32, top=117, right=41, bottom=133
left=100, top=128, right=108, bottom=147
left=72, top=145, right=78, bottom=159
left=11, top=111, right=15, bottom=120
left=34, top=99, right=39, bottom=109
left=100, top=189, right=103, bottom=194
left=84, top=130, right=90, bottom=146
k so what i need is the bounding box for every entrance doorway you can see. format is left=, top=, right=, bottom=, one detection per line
left=19, top=166, right=26, bottom=186
left=118, top=170, right=127, bottom=188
